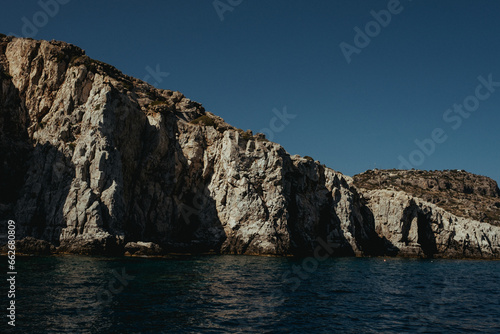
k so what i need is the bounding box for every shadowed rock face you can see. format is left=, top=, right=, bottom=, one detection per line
left=0, top=36, right=498, bottom=258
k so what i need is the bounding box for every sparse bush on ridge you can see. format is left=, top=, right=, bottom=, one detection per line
left=240, top=130, right=253, bottom=140
left=122, top=80, right=132, bottom=91
left=150, top=100, right=168, bottom=107
left=69, top=55, right=91, bottom=67
left=69, top=55, right=122, bottom=78
left=190, top=115, right=216, bottom=128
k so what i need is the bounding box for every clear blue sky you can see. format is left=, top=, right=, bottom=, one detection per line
left=2, top=0, right=500, bottom=184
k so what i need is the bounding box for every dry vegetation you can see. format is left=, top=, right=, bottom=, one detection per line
left=353, top=169, right=500, bottom=226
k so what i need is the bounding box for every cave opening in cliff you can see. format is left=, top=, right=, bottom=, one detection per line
left=417, top=213, right=438, bottom=258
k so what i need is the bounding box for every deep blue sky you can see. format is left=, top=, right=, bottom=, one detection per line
left=1, top=0, right=499, bottom=184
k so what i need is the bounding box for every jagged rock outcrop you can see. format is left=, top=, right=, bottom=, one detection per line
left=361, top=189, right=500, bottom=258
left=1, top=236, right=55, bottom=255
left=0, top=36, right=385, bottom=257
left=354, top=169, right=500, bottom=258
left=124, top=241, right=163, bottom=256
left=354, top=169, right=500, bottom=226
left=1, top=36, right=498, bottom=259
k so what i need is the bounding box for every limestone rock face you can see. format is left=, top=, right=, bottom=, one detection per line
left=0, top=36, right=383, bottom=256
left=0, top=36, right=498, bottom=259
left=362, top=189, right=500, bottom=258
left=354, top=169, right=500, bottom=226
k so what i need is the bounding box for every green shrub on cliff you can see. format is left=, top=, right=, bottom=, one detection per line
left=150, top=100, right=168, bottom=107
left=190, top=115, right=216, bottom=128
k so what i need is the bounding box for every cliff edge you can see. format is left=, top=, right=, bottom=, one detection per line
left=1, top=36, right=498, bottom=259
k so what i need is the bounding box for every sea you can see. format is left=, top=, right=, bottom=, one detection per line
left=0, top=255, right=499, bottom=333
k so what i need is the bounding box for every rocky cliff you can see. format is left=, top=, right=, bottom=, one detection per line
left=0, top=36, right=385, bottom=257
left=354, top=169, right=500, bottom=226
left=1, top=36, right=499, bottom=259
left=353, top=169, right=500, bottom=258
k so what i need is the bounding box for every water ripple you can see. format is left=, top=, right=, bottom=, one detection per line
left=1, top=256, right=498, bottom=333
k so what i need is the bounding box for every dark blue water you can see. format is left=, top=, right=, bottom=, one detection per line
left=1, top=255, right=499, bottom=333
